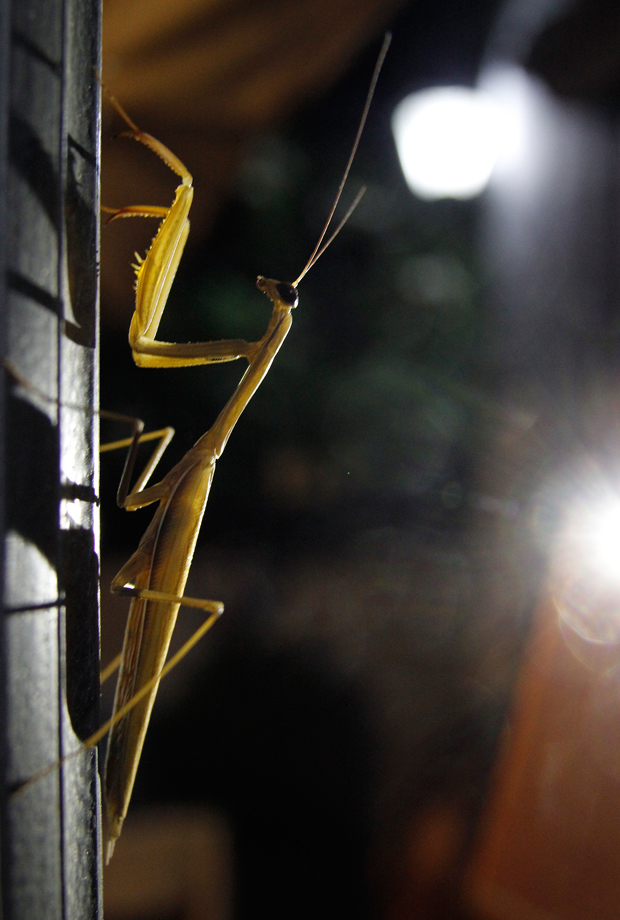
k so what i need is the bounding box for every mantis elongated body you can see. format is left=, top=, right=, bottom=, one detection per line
left=103, top=276, right=297, bottom=859
left=102, top=33, right=391, bottom=862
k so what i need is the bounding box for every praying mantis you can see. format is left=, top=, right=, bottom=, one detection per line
left=98, top=33, right=391, bottom=861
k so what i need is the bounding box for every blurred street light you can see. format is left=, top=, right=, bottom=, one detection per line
left=392, top=86, right=501, bottom=200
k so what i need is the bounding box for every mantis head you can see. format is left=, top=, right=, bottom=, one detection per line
left=256, top=276, right=299, bottom=308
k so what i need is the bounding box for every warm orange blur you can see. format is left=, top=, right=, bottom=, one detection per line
left=465, top=597, right=620, bottom=920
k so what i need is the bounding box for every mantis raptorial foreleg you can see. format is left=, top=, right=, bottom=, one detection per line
left=102, top=88, right=258, bottom=369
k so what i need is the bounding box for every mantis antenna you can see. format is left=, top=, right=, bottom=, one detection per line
left=293, top=30, right=392, bottom=287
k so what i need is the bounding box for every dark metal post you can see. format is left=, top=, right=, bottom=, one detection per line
left=0, top=0, right=102, bottom=916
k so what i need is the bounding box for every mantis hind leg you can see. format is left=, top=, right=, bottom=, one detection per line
left=101, top=587, right=224, bottom=685
left=87, top=604, right=223, bottom=748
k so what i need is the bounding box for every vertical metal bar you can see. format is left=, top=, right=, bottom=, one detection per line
left=0, top=0, right=102, bottom=916
left=0, top=0, right=11, bottom=906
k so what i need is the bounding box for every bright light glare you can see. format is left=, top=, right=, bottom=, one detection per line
left=581, top=502, right=620, bottom=579
left=477, top=65, right=531, bottom=179
left=552, top=492, right=620, bottom=647
left=392, top=87, right=500, bottom=200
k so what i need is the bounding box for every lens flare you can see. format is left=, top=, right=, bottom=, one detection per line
left=552, top=490, right=620, bottom=648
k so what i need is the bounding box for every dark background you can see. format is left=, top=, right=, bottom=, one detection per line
left=98, top=1, right=620, bottom=918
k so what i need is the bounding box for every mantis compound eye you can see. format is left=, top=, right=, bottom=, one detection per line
left=275, top=282, right=298, bottom=307
left=256, top=276, right=297, bottom=307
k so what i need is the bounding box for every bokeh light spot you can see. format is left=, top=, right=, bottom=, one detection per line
left=392, top=86, right=501, bottom=200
